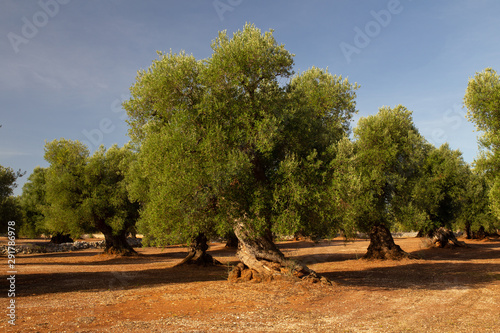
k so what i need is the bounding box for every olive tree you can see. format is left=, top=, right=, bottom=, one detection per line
left=411, top=144, right=470, bottom=235
left=44, top=139, right=139, bottom=254
left=456, top=170, right=499, bottom=238
left=124, top=24, right=358, bottom=278
left=333, top=105, right=427, bottom=259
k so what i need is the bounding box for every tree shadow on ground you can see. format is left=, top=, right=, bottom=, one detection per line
left=4, top=244, right=240, bottom=297
left=284, top=238, right=500, bottom=291
left=10, top=263, right=230, bottom=297
left=410, top=239, right=500, bottom=261
left=321, top=262, right=500, bottom=291
left=15, top=250, right=189, bottom=266
left=7, top=239, right=499, bottom=296
left=287, top=238, right=500, bottom=264
left=277, top=239, right=367, bottom=250
left=16, top=244, right=237, bottom=267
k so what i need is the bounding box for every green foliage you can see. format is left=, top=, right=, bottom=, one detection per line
left=0, top=196, right=22, bottom=234
left=455, top=170, right=499, bottom=235
left=411, top=144, right=470, bottom=234
left=333, top=105, right=427, bottom=234
left=328, top=136, right=366, bottom=238
left=44, top=139, right=90, bottom=237
left=464, top=68, right=500, bottom=159
left=124, top=24, right=359, bottom=245
left=83, top=144, right=139, bottom=236
left=0, top=165, right=19, bottom=198
left=43, top=139, right=138, bottom=239
left=19, top=167, right=48, bottom=237
left=464, top=68, right=500, bottom=218
left=0, top=165, right=24, bottom=233
left=489, top=178, right=500, bottom=223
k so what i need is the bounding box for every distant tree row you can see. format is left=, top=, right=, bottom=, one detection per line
left=2, top=25, right=499, bottom=278
left=1, top=142, right=139, bottom=254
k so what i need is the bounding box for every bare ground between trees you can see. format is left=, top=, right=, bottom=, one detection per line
left=1, top=237, right=500, bottom=332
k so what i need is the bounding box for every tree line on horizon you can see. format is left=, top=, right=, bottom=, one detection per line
left=1, top=24, right=499, bottom=279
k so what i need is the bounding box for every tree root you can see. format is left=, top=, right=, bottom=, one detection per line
left=175, top=233, right=222, bottom=266
left=103, top=247, right=138, bottom=256
left=175, top=251, right=221, bottom=266
left=227, top=262, right=333, bottom=285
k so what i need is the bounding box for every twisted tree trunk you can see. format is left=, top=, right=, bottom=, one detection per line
left=229, top=221, right=328, bottom=284
left=363, top=224, right=408, bottom=260
left=103, top=231, right=137, bottom=256
left=95, top=219, right=136, bottom=256
left=431, top=227, right=467, bottom=247
left=176, top=233, right=221, bottom=266
left=465, top=222, right=472, bottom=239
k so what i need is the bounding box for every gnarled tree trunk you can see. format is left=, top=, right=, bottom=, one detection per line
left=103, top=231, right=137, bottom=255
left=176, top=233, right=221, bottom=266
left=431, top=227, right=467, bottom=247
left=363, top=224, right=408, bottom=260
left=95, top=219, right=137, bottom=256
left=465, top=222, right=472, bottom=239
left=229, top=221, right=329, bottom=284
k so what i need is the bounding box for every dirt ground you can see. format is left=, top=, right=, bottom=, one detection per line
left=1, top=236, right=500, bottom=332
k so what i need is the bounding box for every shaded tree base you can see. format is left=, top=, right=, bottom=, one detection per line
left=176, top=251, right=221, bottom=266
left=224, top=232, right=239, bottom=249
left=470, top=226, right=495, bottom=240
left=102, top=232, right=138, bottom=256
left=50, top=233, right=74, bottom=244
left=175, top=233, right=221, bottom=266
left=103, top=247, right=138, bottom=256
left=363, top=225, right=410, bottom=260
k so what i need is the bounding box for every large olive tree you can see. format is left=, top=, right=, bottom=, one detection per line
left=124, top=24, right=358, bottom=278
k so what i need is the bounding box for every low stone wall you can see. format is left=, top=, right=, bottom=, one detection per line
left=1, top=238, right=142, bottom=255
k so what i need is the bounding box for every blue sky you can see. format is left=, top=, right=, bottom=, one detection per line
left=2, top=0, right=500, bottom=195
